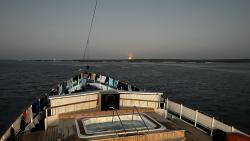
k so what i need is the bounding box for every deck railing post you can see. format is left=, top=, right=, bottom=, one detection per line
left=231, top=126, right=234, bottom=132
left=210, top=117, right=215, bottom=136
left=45, top=109, right=48, bottom=131
left=180, top=104, right=183, bottom=119
left=194, top=110, right=198, bottom=127
left=30, top=105, right=33, bottom=123
left=158, top=93, right=160, bottom=108
left=165, top=98, right=169, bottom=119
left=166, top=98, right=169, bottom=109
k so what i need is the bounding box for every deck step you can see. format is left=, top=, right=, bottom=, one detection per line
left=20, top=122, right=59, bottom=140
left=20, top=130, right=45, bottom=141
left=42, top=126, right=59, bottom=141
left=58, top=119, right=75, bottom=140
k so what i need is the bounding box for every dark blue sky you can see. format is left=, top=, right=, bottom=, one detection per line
left=0, top=0, right=250, bottom=60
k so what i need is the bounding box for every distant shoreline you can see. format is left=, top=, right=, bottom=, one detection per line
left=9, top=59, right=250, bottom=63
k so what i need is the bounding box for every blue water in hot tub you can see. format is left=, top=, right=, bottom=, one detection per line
left=86, top=120, right=147, bottom=133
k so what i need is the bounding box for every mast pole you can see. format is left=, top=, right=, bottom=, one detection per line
left=83, top=0, right=98, bottom=69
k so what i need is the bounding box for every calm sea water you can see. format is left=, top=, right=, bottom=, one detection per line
left=0, top=61, right=250, bottom=134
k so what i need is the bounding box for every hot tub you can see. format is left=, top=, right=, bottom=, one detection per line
left=75, top=113, right=166, bottom=138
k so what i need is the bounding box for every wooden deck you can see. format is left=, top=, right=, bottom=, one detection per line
left=20, top=126, right=60, bottom=141
left=147, top=112, right=212, bottom=141
left=20, top=107, right=212, bottom=141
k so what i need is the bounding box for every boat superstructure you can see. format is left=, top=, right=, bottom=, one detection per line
left=1, top=71, right=249, bottom=141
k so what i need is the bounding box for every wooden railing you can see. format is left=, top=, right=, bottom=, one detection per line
left=0, top=105, right=40, bottom=141
left=164, top=98, right=249, bottom=136
left=48, top=92, right=99, bottom=116
left=48, top=99, right=98, bottom=116
left=120, top=98, right=160, bottom=109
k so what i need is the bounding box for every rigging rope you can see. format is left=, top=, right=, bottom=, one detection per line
left=83, top=0, right=98, bottom=61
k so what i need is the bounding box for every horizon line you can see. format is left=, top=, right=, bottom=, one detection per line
left=1, top=58, right=250, bottom=63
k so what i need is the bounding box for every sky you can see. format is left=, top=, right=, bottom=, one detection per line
left=0, top=0, right=250, bottom=60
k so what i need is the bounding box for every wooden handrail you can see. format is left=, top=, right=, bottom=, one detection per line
left=47, top=98, right=157, bottom=110
left=120, top=98, right=159, bottom=103
left=47, top=99, right=97, bottom=110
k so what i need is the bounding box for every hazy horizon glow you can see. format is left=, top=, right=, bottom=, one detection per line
left=0, top=0, right=250, bottom=60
